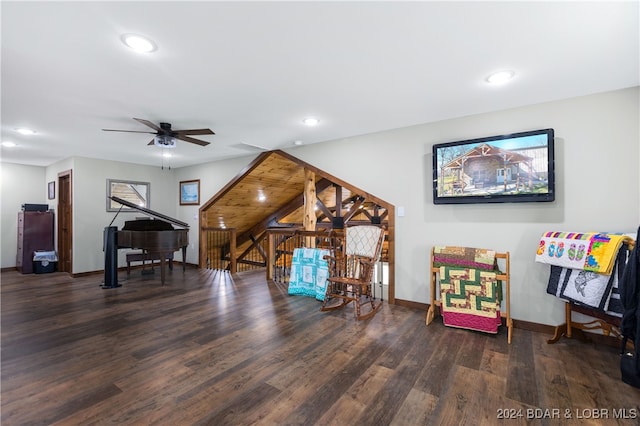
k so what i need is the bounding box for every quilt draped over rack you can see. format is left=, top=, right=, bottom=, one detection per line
left=536, top=231, right=632, bottom=317
left=288, top=247, right=330, bottom=301
left=435, top=246, right=502, bottom=334
left=535, top=231, right=631, bottom=275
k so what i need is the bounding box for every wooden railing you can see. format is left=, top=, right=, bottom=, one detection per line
left=266, top=228, right=343, bottom=284
left=201, top=227, right=236, bottom=272
left=203, top=226, right=388, bottom=295
left=201, top=227, right=271, bottom=273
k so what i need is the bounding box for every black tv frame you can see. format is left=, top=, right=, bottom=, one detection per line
left=432, top=128, right=555, bottom=205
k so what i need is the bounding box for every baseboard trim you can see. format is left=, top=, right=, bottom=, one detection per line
left=393, top=298, right=428, bottom=311
left=71, top=262, right=195, bottom=278
left=394, top=298, right=621, bottom=348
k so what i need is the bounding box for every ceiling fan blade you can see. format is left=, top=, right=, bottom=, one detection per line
left=175, top=134, right=210, bottom=146
left=147, top=139, right=156, bottom=146
left=102, top=129, right=157, bottom=134
left=133, top=118, right=162, bottom=132
left=173, top=128, right=215, bottom=136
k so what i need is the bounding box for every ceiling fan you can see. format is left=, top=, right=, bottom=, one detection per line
left=102, top=118, right=214, bottom=147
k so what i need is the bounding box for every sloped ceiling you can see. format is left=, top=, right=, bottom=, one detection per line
left=200, top=150, right=391, bottom=237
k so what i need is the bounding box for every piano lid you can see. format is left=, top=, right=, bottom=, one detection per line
left=109, top=196, right=189, bottom=229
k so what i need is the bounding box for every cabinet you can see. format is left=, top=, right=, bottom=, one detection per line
left=17, top=211, right=54, bottom=273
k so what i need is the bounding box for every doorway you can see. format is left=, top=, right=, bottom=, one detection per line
left=57, top=170, right=72, bottom=273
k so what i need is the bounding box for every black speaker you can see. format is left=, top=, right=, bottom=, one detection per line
left=101, top=226, right=121, bottom=288
left=332, top=216, right=344, bottom=229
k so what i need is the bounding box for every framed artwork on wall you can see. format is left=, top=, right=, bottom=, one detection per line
left=180, top=179, right=200, bottom=205
left=106, top=179, right=150, bottom=212
left=48, top=181, right=55, bottom=200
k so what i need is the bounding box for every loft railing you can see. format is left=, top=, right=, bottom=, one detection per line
left=201, top=227, right=270, bottom=273
left=201, top=227, right=236, bottom=272
left=203, top=226, right=387, bottom=296
left=266, top=228, right=343, bottom=285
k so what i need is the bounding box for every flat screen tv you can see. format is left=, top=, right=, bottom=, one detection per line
left=432, top=128, right=555, bottom=204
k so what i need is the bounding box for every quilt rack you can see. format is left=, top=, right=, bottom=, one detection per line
left=425, top=248, right=512, bottom=344
left=547, top=239, right=635, bottom=345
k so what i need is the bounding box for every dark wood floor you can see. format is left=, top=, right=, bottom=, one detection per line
left=2, top=267, right=639, bottom=425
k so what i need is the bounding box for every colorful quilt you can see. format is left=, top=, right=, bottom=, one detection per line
left=535, top=231, right=631, bottom=275
left=433, top=246, right=496, bottom=271
left=288, top=248, right=330, bottom=301
left=440, top=266, right=502, bottom=334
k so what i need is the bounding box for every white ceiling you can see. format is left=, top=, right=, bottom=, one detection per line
left=1, top=1, right=638, bottom=168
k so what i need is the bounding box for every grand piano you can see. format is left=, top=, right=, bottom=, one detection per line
left=103, top=196, right=189, bottom=288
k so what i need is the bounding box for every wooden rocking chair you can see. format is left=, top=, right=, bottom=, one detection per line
left=321, top=225, right=385, bottom=320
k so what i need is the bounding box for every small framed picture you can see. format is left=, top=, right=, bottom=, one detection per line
left=48, top=181, right=55, bottom=200
left=180, top=179, right=200, bottom=205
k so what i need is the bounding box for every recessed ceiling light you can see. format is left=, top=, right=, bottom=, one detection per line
left=162, top=152, right=172, bottom=158
left=121, top=34, right=157, bottom=53
left=302, top=118, right=319, bottom=126
left=293, top=140, right=303, bottom=146
left=15, top=128, right=36, bottom=135
left=1, top=141, right=17, bottom=147
left=486, top=70, right=515, bottom=85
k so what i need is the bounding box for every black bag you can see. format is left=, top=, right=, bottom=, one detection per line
left=620, top=337, right=640, bottom=388
left=619, top=226, right=640, bottom=388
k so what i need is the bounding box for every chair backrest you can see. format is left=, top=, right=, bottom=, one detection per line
left=345, top=225, right=385, bottom=259
left=341, top=226, right=384, bottom=282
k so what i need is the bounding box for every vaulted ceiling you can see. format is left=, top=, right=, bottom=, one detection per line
left=2, top=2, right=637, bottom=168
left=200, top=150, right=392, bottom=240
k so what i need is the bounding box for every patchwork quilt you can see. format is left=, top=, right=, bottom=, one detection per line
left=440, top=266, right=502, bottom=334
left=535, top=231, right=631, bottom=275
left=288, top=248, right=330, bottom=301
left=433, top=246, right=496, bottom=271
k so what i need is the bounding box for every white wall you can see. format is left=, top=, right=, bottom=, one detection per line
left=173, top=156, right=256, bottom=265
left=282, top=87, right=639, bottom=325
left=0, top=162, right=47, bottom=268
left=70, top=157, right=177, bottom=273
left=2, top=88, right=638, bottom=327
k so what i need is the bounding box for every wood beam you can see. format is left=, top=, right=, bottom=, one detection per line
left=303, top=169, right=317, bottom=232
left=236, top=178, right=332, bottom=246
left=314, top=199, right=334, bottom=220
left=304, top=169, right=317, bottom=247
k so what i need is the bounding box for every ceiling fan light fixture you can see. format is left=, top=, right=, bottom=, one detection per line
left=154, top=135, right=176, bottom=148
left=121, top=34, right=157, bottom=53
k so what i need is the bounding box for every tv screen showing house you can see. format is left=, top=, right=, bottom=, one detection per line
left=432, top=128, right=555, bottom=204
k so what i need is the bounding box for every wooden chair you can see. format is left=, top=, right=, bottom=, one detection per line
left=320, top=225, right=385, bottom=320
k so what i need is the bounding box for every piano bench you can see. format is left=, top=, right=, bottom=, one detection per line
left=126, top=251, right=174, bottom=275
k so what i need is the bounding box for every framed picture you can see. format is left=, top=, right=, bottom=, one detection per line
left=106, top=179, right=150, bottom=212
left=48, top=181, right=55, bottom=200
left=180, top=179, right=200, bottom=205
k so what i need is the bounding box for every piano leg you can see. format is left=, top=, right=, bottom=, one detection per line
left=159, top=256, right=166, bottom=285
left=182, top=245, right=187, bottom=272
